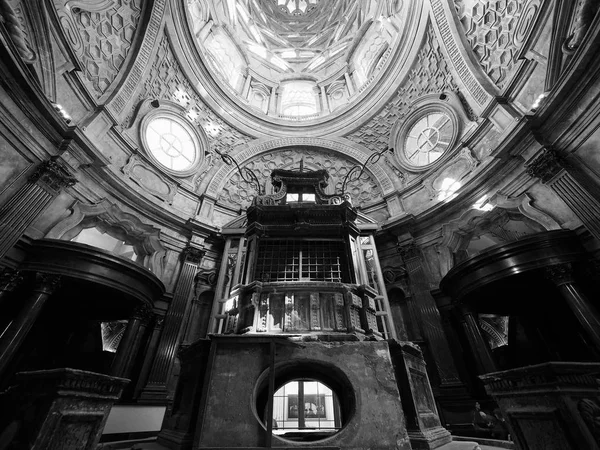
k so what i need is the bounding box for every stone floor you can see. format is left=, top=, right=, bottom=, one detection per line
left=98, top=436, right=513, bottom=450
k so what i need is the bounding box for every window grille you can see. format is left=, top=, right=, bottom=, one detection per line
left=255, top=240, right=350, bottom=282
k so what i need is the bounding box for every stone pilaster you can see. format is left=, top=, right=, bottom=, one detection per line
left=0, top=158, right=76, bottom=259
left=140, top=245, right=205, bottom=403
left=398, top=242, right=462, bottom=386
left=526, top=148, right=600, bottom=240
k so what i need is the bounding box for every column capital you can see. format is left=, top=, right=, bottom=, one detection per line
left=526, top=147, right=566, bottom=183
left=397, top=240, right=420, bottom=260
left=132, top=303, right=154, bottom=324
left=545, top=262, right=575, bottom=286
left=181, top=245, right=205, bottom=265
left=29, top=157, right=77, bottom=192
left=0, top=269, right=24, bottom=292
left=33, top=273, right=61, bottom=295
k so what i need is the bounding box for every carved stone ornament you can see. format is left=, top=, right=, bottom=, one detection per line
left=182, top=245, right=205, bottom=264
left=0, top=269, right=24, bottom=291
left=526, top=148, right=565, bottom=183
left=544, top=263, right=575, bottom=286
left=578, top=397, right=600, bottom=444
left=131, top=303, right=154, bottom=323
left=33, top=273, right=62, bottom=294
left=121, top=155, right=177, bottom=204
left=194, top=269, right=218, bottom=287
left=29, top=158, right=77, bottom=192
left=398, top=241, right=420, bottom=260
left=0, top=0, right=36, bottom=63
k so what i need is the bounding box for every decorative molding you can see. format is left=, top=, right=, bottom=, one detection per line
left=108, top=0, right=166, bottom=114
left=452, top=0, right=542, bottom=89
left=347, top=26, right=461, bottom=154
left=181, top=245, right=204, bottom=265
left=29, top=157, right=77, bottom=193
left=121, top=155, right=177, bottom=204
left=544, top=262, right=575, bottom=286
left=216, top=148, right=383, bottom=210
left=0, top=0, right=36, bottom=62
left=563, top=0, right=600, bottom=55
left=430, top=0, right=494, bottom=104
left=65, top=0, right=116, bottom=12
left=525, top=147, right=565, bottom=183
left=55, top=0, right=142, bottom=96
left=45, top=199, right=167, bottom=278
left=491, top=193, right=561, bottom=231
left=33, top=273, right=62, bottom=294
left=131, top=302, right=154, bottom=324
left=120, top=32, right=251, bottom=158
left=0, top=269, right=24, bottom=291
left=207, top=137, right=393, bottom=201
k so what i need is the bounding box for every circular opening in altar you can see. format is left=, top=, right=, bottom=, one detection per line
left=254, top=361, right=355, bottom=443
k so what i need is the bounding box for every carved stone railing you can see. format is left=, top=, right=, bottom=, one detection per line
left=216, top=281, right=382, bottom=338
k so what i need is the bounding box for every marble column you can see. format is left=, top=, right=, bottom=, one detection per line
left=0, top=157, right=76, bottom=260
left=111, top=303, right=153, bottom=379
left=545, top=262, right=600, bottom=351
left=458, top=304, right=498, bottom=374
left=140, top=245, right=204, bottom=402
left=399, top=242, right=462, bottom=386
left=526, top=147, right=600, bottom=240
left=0, top=272, right=61, bottom=377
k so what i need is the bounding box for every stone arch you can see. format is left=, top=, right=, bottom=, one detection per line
left=205, top=137, right=396, bottom=199
left=45, top=199, right=167, bottom=278
left=440, top=193, right=561, bottom=259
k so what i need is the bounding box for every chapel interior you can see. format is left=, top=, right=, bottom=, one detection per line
left=0, top=0, right=600, bottom=449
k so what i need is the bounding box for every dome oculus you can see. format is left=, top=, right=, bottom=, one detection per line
left=144, top=116, right=199, bottom=173
left=404, top=112, right=453, bottom=167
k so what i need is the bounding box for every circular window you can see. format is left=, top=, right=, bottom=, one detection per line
left=404, top=112, right=452, bottom=166
left=141, top=112, right=205, bottom=176
left=254, top=362, right=355, bottom=444
left=393, top=103, right=459, bottom=172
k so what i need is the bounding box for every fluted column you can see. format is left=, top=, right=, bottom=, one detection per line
left=458, top=304, right=497, bottom=374
left=0, top=157, right=76, bottom=260
left=526, top=148, right=600, bottom=240
left=0, top=273, right=61, bottom=377
left=545, top=263, right=600, bottom=351
left=399, top=242, right=462, bottom=385
left=111, top=303, right=153, bottom=379
left=140, top=246, right=204, bottom=402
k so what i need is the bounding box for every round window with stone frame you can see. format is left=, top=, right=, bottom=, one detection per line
left=395, top=104, right=458, bottom=172
left=141, top=111, right=205, bottom=177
